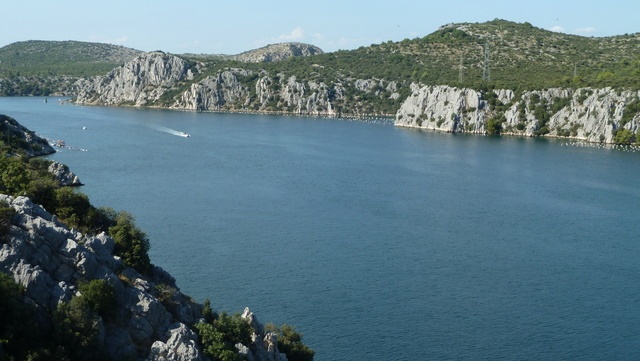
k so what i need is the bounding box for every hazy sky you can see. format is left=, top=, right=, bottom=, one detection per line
left=2, top=0, right=639, bottom=54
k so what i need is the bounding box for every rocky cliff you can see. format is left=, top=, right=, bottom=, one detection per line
left=74, top=52, right=640, bottom=144
left=233, top=43, right=323, bottom=63
left=48, top=160, right=83, bottom=186
left=0, top=193, right=292, bottom=361
left=75, top=52, right=197, bottom=106
left=0, top=114, right=55, bottom=156
left=74, top=51, right=402, bottom=117
left=395, top=85, right=640, bottom=143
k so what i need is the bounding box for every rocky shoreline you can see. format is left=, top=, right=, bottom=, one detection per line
left=70, top=51, right=640, bottom=145
left=395, top=85, right=640, bottom=144
left=0, top=118, right=303, bottom=361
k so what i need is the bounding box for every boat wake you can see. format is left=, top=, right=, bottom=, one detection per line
left=150, top=125, right=190, bottom=138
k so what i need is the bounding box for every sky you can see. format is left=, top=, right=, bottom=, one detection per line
left=2, top=0, right=640, bottom=55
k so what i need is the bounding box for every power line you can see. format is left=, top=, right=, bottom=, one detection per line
left=482, top=41, right=490, bottom=82
left=459, top=54, right=464, bottom=83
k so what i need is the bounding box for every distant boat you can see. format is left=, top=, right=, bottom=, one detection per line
left=44, top=98, right=48, bottom=103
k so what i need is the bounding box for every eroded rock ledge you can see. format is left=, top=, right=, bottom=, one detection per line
left=0, top=194, right=290, bottom=361
left=395, top=84, right=640, bottom=144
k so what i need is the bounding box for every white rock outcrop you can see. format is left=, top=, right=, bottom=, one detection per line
left=75, top=52, right=195, bottom=106
left=395, top=85, right=640, bottom=143
left=0, top=192, right=295, bottom=361
left=73, top=51, right=394, bottom=117
left=48, top=161, right=82, bottom=186
left=0, top=114, right=55, bottom=156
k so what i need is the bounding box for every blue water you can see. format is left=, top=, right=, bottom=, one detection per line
left=2, top=97, right=640, bottom=360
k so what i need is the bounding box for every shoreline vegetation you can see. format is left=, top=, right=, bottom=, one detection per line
left=0, top=115, right=315, bottom=360
left=1, top=20, right=639, bottom=143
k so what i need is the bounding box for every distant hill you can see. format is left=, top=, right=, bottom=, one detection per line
left=233, top=42, right=324, bottom=63
left=180, top=42, right=324, bottom=63
left=2, top=20, right=640, bottom=97
left=275, top=19, right=640, bottom=90
left=0, top=40, right=142, bottom=76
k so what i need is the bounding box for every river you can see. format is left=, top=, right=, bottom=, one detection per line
left=2, top=97, right=640, bottom=360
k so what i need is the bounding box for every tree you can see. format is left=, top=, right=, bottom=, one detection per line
left=78, top=280, right=116, bottom=318
left=0, top=199, right=15, bottom=241
left=612, top=128, right=635, bottom=145
left=265, top=324, right=315, bottom=361
left=53, top=294, right=108, bottom=361
left=485, top=117, right=503, bottom=134
left=108, top=211, right=151, bottom=274
left=0, top=155, right=29, bottom=195
left=194, top=312, right=252, bottom=361
left=53, top=187, right=91, bottom=228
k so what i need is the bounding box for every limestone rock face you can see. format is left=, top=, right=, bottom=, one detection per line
left=0, top=194, right=201, bottom=360
left=0, top=114, right=55, bottom=156
left=241, top=307, right=289, bottom=361
left=0, top=193, right=295, bottom=361
left=178, top=69, right=251, bottom=111
left=149, top=323, right=203, bottom=361
left=395, top=85, right=640, bottom=143
left=174, top=71, right=339, bottom=116
left=234, top=42, right=323, bottom=63
left=72, top=52, right=396, bottom=117
left=75, top=52, right=195, bottom=106
left=48, top=161, right=83, bottom=186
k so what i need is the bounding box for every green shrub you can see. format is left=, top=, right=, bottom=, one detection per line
left=266, top=324, right=315, bottom=361
left=195, top=312, right=252, bottom=361
left=0, top=273, right=46, bottom=360
left=0, top=155, right=30, bottom=195
left=53, top=187, right=92, bottom=229
left=486, top=117, right=504, bottom=134
left=53, top=294, right=109, bottom=361
left=78, top=279, right=116, bottom=318
left=0, top=201, right=14, bottom=243
left=612, top=128, right=635, bottom=145
left=620, top=97, right=640, bottom=127
left=108, top=211, right=152, bottom=274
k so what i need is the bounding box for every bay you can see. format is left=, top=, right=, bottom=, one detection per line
left=2, top=97, right=640, bottom=360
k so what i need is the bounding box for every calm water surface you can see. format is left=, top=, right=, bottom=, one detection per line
left=2, top=97, right=640, bottom=360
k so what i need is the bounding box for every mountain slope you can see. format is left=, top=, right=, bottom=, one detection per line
left=233, top=42, right=324, bottom=62
left=0, top=118, right=313, bottom=361
left=292, top=19, right=640, bottom=90
left=0, top=40, right=142, bottom=76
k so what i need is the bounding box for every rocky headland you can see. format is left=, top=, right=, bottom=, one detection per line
left=73, top=51, right=640, bottom=144
left=0, top=114, right=55, bottom=156
left=232, top=43, right=324, bottom=63
left=0, top=119, right=307, bottom=361
left=74, top=51, right=400, bottom=117
left=394, top=85, right=640, bottom=144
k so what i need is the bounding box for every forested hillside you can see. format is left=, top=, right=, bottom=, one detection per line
left=1, top=20, right=640, bottom=103
left=190, top=19, right=640, bottom=92
left=0, top=40, right=141, bottom=76
left=143, top=19, right=639, bottom=115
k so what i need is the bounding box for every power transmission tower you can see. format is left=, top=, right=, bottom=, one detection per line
left=459, top=54, right=464, bottom=83
left=482, top=41, right=490, bottom=82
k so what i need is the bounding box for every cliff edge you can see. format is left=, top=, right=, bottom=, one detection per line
left=395, top=85, right=640, bottom=144
left=0, top=193, right=294, bottom=360
left=0, top=118, right=311, bottom=361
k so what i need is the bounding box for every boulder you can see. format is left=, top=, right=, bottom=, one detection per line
left=149, top=323, right=203, bottom=361
left=48, top=161, right=83, bottom=186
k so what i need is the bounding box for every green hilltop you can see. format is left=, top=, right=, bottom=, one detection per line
left=0, top=40, right=141, bottom=77
left=1, top=19, right=639, bottom=97
left=209, top=19, right=640, bottom=91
